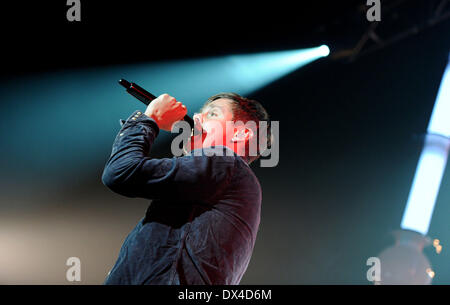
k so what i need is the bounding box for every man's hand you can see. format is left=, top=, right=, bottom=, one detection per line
left=144, top=94, right=187, bottom=131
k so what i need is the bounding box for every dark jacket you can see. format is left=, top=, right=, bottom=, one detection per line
left=101, top=110, right=262, bottom=285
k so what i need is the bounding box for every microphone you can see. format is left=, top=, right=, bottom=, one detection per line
left=118, top=79, right=195, bottom=130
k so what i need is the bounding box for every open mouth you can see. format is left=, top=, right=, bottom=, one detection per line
left=188, top=126, right=208, bottom=151
left=191, top=117, right=204, bottom=136
left=191, top=125, right=203, bottom=137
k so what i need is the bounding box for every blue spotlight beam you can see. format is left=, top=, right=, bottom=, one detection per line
left=400, top=54, right=450, bottom=235
left=0, top=46, right=328, bottom=184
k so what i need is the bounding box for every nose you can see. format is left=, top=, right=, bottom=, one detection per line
left=193, top=113, right=203, bottom=125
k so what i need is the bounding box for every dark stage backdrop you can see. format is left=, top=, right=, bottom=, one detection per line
left=0, top=1, right=449, bottom=284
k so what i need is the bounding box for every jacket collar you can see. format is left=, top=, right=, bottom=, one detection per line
left=188, top=146, right=250, bottom=166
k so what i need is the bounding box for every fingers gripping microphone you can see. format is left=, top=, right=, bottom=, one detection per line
left=118, top=79, right=195, bottom=130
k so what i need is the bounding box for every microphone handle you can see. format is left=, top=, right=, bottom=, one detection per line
left=118, top=79, right=194, bottom=130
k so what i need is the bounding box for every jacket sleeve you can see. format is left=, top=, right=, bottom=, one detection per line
left=102, top=110, right=235, bottom=202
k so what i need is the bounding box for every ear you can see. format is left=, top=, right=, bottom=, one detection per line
left=231, top=127, right=254, bottom=142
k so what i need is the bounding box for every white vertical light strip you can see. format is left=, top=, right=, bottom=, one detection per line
left=428, top=56, right=450, bottom=137
left=400, top=135, right=450, bottom=235
left=400, top=54, right=450, bottom=235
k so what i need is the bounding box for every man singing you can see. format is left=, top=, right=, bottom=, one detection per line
left=102, top=92, right=271, bottom=284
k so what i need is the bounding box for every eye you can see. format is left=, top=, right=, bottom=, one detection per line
left=208, top=111, right=218, bottom=117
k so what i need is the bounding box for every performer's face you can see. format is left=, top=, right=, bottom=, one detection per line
left=187, top=98, right=235, bottom=152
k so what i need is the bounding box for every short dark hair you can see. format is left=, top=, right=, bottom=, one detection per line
left=202, top=92, right=271, bottom=163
